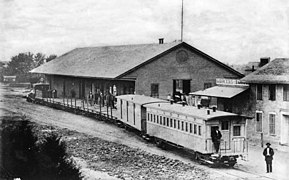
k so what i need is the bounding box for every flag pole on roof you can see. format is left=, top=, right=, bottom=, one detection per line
left=181, top=0, right=184, bottom=42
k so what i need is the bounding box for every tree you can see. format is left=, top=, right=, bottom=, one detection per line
left=34, top=53, right=46, bottom=67
left=5, top=52, right=34, bottom=76
left=46, top=55, right=57, bottom=62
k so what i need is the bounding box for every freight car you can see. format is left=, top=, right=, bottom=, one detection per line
left=116, top=94, right=248, bottom=167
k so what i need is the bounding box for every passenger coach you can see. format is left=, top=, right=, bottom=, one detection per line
left=116, top=95, right=249, bottom=166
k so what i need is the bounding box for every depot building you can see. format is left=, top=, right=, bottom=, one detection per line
left=31, top=39, right=243, bottom=100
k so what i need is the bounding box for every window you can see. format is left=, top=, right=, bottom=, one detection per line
left=221, top=121, right=229, bottom=130
left=163, top=117, right=166, bottom=125
left=156, top=115, right=159, bottom=124
left=133, top=103, right=136, bottom=125
left=189, top=124, right=192, bottom=133
left=269, top=84, right=276, bottom=101
left=194, top=124, right=197, bottom=134
left=153, top=115, right=156, bottom=123
left=198, top=126, right=202, bottom=135
left=185, top=122, right=188, bottom=132
left=159, top=116, right=162, bottom=124
left=126, top=101, right=129, bottom=122
left=269, top=114, right=275, bottom=135
left=233, top=126, right=241, bottom=136
left=150, top=114, right=153, bottom=122
left=204, top=83, right=212, bottom=90
left=181, top=121, right=184, bottom=130
left=283, top=85, right=289, bottom=101
left=178, top=120, right=180, bottom=129
left=170, top=119, right=173, bottom=127
left=256, top=112, right=262, bottom=132
left=174, top=119, right=176, bottom=128
left=167, top=118, right=169, bottom=127
left=147, top=113, right=150, bottom=121
left=120, top=100, right=123, bottom=119
left=257, top=84, right=263, bottom=100
left=151, top=83, right=159, bottom=98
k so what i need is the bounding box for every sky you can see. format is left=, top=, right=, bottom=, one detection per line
left=1, top=0, right=289, bottom=64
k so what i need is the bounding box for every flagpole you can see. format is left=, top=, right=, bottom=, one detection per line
left=181, top=0, right=184, bottom=42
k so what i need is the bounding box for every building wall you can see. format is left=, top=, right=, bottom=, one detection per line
left=247, top=84, right=289, bottom=146
left=123, top=47, right=241, bottom=99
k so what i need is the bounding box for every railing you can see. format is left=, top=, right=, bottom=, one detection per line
left=205, top=137, right=248, bottom=157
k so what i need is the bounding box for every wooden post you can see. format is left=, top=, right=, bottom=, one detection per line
left=110, top=106, right=113, bottom=119
left=107, top=103, right=109, bottom=119
left=261, top=132, right=264, bottom=148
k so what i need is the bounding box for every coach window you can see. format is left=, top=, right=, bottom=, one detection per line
left=221, top=121, right=229, bottom=130
left=156, top=115, right=159, bottom=124
left=163, top=117, right=166, bottom=126
left=167, top=118, right=169, bottom=127
left=233, top=126, right=241, bottom=136
left=150, top=114, right=153, bottom=122
left=160, top=116, right=162, bottom=124
left=194, top=124, right=197, bottom=134
left=178, top=120, right=180, bottom=129
left=120, top=100, right=123, bottom=119
left=190, top=123, right=192, bottom=133
left=133, top=103, right=136, bottom=125
left=198, top=125, right=202, bottom=135
left=174, top=119, right=176, bottom=128
left=170, top=119, right=173, bottom=127
left=185, top=122, right=188, bottom=132
left=126, top=101, right=129, bottom=122
left=181, top=121, right=184, bottom=131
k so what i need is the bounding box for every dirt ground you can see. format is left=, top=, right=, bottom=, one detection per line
left=0, top=83, right=286, bottom=180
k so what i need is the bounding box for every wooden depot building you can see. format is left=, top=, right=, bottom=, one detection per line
left=31, top=39, right=243, bottom=100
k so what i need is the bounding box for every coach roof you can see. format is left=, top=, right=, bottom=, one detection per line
left=30, top=41, right=243, bottom=79
left=144, top=103, right=244, bottom=121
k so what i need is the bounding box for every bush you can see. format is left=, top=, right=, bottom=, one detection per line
left=0, top=119, right=82, bottom=180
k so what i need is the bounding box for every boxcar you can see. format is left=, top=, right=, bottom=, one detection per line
left=116, top=95, right=168, bottom=133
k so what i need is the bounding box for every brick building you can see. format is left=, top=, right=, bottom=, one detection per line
left=31, top=40, right=243, bottom=100
left=241, top=58, right=289, bottom=146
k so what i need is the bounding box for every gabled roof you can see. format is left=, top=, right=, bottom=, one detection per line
left=31, top=41, right=243, bottom=79
left=241, top=58, right=289, bottom=84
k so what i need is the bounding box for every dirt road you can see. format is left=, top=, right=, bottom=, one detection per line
left=0, top=84, right=282, bottom=180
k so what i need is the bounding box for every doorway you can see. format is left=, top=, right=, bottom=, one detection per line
left=281, top=114, right=289, bottom=145
left=173, top=79, right=191, bottom=100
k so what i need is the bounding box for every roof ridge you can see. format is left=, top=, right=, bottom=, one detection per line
left=75, top=41, right=182, bottom=49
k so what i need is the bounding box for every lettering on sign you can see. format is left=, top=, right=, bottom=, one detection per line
left=216, top=78, right=248, bottom=86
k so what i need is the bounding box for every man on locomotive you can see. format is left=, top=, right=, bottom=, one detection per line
left=211, top=126, right=222, bottom=153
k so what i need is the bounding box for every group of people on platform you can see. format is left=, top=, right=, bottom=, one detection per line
left=87, top=90, right=116, bottom=108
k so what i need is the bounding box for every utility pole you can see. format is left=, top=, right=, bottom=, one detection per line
left=181, top=0, right=184, bottom=42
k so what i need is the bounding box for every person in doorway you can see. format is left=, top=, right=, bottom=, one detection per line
left=263, top=142, right=274, bottom=173
left=211, top=126, right=222, bottom=153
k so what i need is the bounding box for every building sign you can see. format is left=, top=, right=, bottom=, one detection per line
left=216, top=78, right=248, bottom=86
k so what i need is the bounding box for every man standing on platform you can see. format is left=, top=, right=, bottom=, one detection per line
left=211, top=126, right=222, bottom=154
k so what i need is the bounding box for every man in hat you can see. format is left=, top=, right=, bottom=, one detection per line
left=211, top=126, right=222, bottom=153
left=263, top=142, right=274, bottom=173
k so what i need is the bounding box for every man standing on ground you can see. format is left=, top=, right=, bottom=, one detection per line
left=211, top=126, right=222, bottom=154
left=263, top=142, right=274, bottom=173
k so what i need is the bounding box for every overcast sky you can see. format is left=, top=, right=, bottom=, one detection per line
left=1, top=0, right=289, bottom=64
